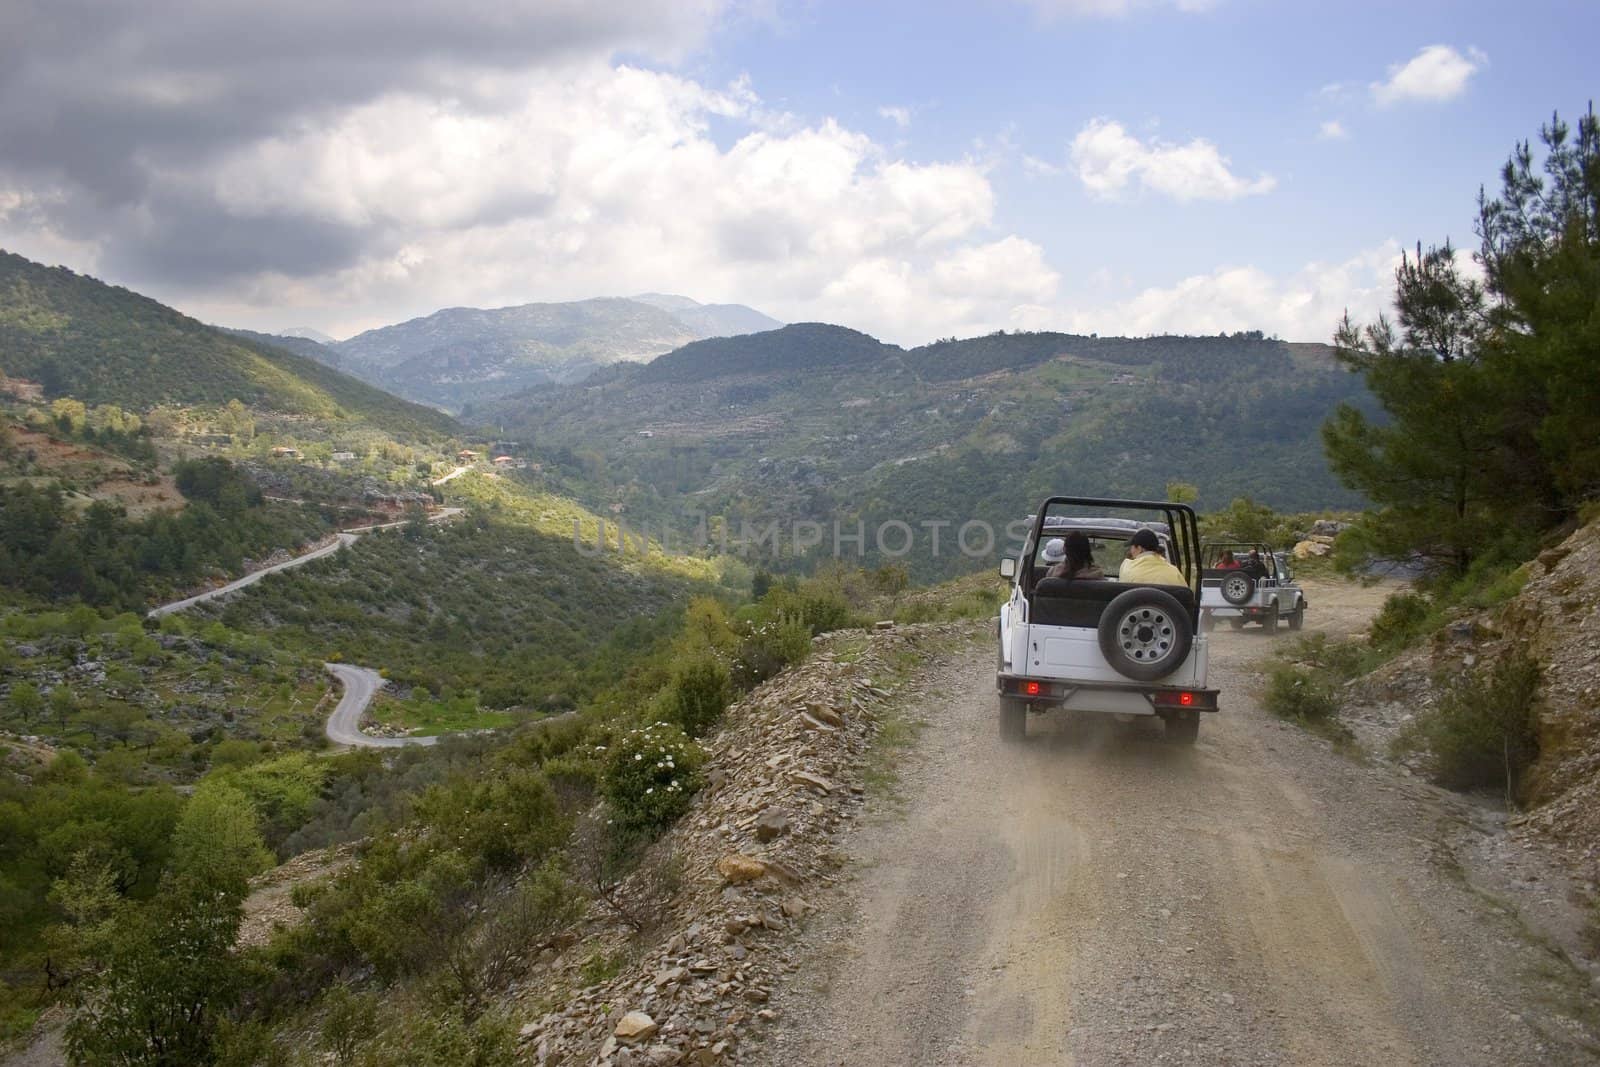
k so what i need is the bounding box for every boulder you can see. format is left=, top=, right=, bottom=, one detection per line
left=1293, top=539, right=1332, bottom=559
left=615, top=1012, right=659, bottom=1043
left=754, top=810, right=791, bottom=842
left=805, top=702, right=844, bottom=728
left=716, top=854, right=767, bottom=884
left=788, top=770, right=833, bottom=794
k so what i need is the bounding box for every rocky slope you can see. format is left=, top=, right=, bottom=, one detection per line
left=513, top=621, right=980, bottom=1066
left=1345, top=515, right=1600, bottom=879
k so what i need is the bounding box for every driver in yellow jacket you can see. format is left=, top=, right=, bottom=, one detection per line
left=1118, top=528, right=1187, bottom=586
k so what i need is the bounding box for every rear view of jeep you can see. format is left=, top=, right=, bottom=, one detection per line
left=996, top=497, right=1218, bottom=743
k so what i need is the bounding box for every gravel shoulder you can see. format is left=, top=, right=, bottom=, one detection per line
left=753, top=579, right=1600, bottom=1066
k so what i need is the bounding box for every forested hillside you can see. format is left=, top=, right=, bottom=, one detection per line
left=0, top=251, right=455, bottom=440
left=485, top=325, right=1371, bottom=578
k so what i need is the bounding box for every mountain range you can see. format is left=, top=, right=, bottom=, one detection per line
left=245, top=294, right=782, bottom=412
left=480, top=324, right=1373, bottom=578
left=0, top=246, right=1368, bottom=583
left=0, top=250, right=454, bottom=440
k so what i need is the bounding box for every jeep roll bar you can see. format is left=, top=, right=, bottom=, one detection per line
left=1022, top=496, right=1204, bottom=622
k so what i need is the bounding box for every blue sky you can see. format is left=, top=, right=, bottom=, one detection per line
left=0, top=0, right=1593, bottom=343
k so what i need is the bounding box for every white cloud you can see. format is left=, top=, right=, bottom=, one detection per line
left=1057, top=241, right=1402, bottom=341
left=877, top=105, right=912, bottom=128
left=1371, top=45, right=1487, bottom=106
left=1023, top=155, right=1064, bottom=177
left=1069, top=119, right=1275, bottom=201
left=1317, top=119, right=1348, bottom=141
left=127, top=64, right=1057, bottom=345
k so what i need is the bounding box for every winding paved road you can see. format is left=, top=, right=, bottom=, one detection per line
left=323, top=663, right=439, bottom=748
left=147, top=533, right=358, bottom=618
left=146, top=508, right=464, bottom=619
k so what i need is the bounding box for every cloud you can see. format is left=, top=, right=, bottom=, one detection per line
left=1069, top=119, right=1275, bottom=201
left=877, top=105, right=912, bottom=128
left=1317, top=120, right=1348, bottom=141
left=1371, top=45, right=1487, bottom=106
left=1058, top=241, right=1402, bottom=341
left=0, top=49, right=1065, bottom=346
left=0, top=1, right=728, bottom=248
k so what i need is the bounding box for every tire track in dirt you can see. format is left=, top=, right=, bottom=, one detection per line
left=753, top=580, right=1600, bottom=1066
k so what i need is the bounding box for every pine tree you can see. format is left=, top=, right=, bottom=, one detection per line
left=1324, top=106, right=1600, bottom=576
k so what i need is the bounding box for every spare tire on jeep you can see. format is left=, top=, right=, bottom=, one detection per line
left=1219, top=571, right=1256, bottom=606
left=1097, top=587, right=1193, bottom=681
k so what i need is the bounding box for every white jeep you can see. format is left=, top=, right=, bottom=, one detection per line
left=996, top=497, right=1217, bottom=744
left=1198, top=541, right=1307, bottom=631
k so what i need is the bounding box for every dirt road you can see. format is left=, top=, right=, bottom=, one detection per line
left=756, top=580, right=1600, bottom=1066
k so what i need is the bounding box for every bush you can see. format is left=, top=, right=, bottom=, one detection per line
left=1369, top=592, right=1434, bottom=650
left=666, top=654, right=731, bottom=737
left=1263, top=664, right=1340, bottom=722
left=732, top=614, right=812, bottom=689
left=1397, top=650, right=1541, bottom=794
left=602, top=723, right=704, bottom=837
left=410, top=768, right=567, bottom=872
left=1282, top=634, right=1382, bottom=681
left=764, top=582, right=858, bottom=635
left=540, top=755, right=602, bottom=812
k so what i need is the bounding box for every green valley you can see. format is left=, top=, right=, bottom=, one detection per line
left=481, top=324, right=1374, bottom=579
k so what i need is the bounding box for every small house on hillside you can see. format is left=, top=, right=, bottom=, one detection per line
left=270, top=446, right=302, bottom=460
left=331, top=451, right=356, bottom=462
left=493, top=455, right=514, bottom=466
left=457, top=449, right=480, bottom=461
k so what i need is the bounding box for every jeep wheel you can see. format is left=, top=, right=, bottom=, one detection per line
left=1164, top=711, right=1200, bottom=745
left=999, top=696, right=1027, bottom=743
left=1220, top=571, right=1255, bottom=605
left=1098, top=587, right=1194, bottom=682
left=1288, top=606, right=1304, bottom=631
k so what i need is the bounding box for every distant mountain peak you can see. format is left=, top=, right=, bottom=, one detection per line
left=280, top=326, right=337, bottom=344
left=631, top=292, right=703, bottom=312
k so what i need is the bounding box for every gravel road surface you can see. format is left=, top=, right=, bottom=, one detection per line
left=756, top=580, right=1600, bottom=1066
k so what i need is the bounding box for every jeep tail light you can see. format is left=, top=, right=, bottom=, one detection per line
left=1025, top=681, right=1041, bottom=696
left=1179, top=692, right=1194, bottom=706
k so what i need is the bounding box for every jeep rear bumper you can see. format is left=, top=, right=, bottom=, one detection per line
left=997, top=674, right=1219, bottom=714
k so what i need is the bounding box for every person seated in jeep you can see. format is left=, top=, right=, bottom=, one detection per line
left=1216, top=550, right=1241, bottom=570
left=1040, top=537, right=1068, bottom=578
left=1118, top=528, right=1187, bottom=586
left=1053, top=531, right=1104, bottom=581
left=1244, top=549, right=1268, bottom=579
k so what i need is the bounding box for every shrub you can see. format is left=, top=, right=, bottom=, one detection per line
left=411, top=769, right=567, bottom=872
left=351, top=1007, right=517, bottom=1067
left=1397, top=650, right=1541, bottom=794
left=1282, top=634, right=1381, bottom=681
left=732, top=614, right=812, bottom=689
left=666, top=654, right=731, bottom=737
left=602, top=723, right=704, bottom=837
left=1263, top=664, right=1339, bottom=722
left=1369, top=592, right=1433, bottom=650
left=764, top=582, right=858, bottom=635
left=540, top=755, right=602, bottom=812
